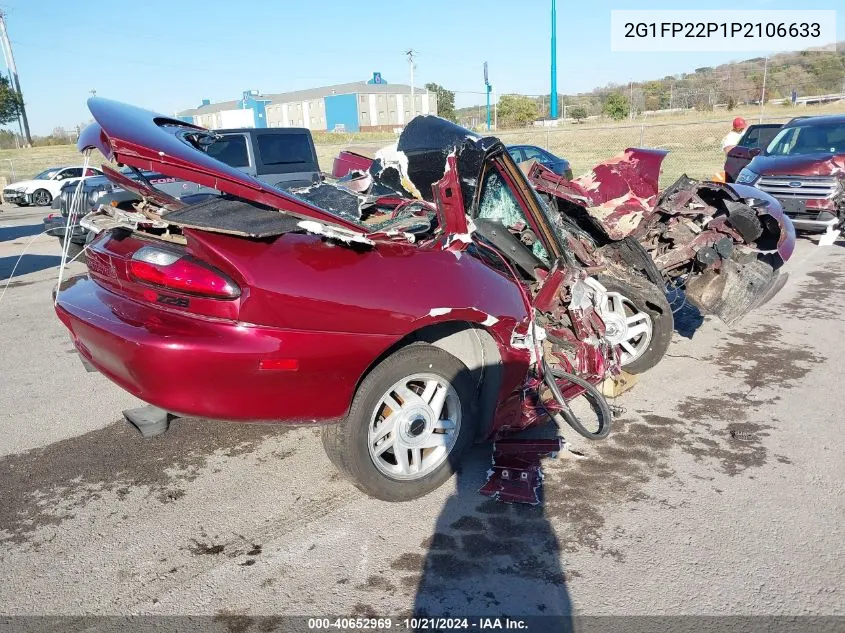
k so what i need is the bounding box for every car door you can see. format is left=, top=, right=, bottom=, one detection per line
left=725, top=124, right=781, bottom=182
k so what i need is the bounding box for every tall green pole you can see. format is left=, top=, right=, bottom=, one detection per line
left=550, top=0, right=558, bottom=119
left=486, top=84, right=491, bottom=130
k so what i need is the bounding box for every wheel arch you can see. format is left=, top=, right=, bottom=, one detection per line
left=352, top=320, right=504, bottom=439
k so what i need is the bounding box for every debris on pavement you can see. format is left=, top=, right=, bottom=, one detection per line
left=479, top=438, right=562, bottom=505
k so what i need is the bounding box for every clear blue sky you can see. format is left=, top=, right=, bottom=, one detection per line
left=0, top=0, right=842, bottom=135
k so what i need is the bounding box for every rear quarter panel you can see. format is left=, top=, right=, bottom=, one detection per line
left=185, top=230, right=530, bottom=337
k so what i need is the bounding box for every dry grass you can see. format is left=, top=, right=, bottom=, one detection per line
left=2, top=100, right=842, bottom=188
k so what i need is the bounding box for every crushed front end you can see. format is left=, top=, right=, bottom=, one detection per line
left=528, top=151, right=796, bottom=326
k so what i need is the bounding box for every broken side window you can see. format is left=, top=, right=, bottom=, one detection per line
left=478, top=170, right=550, bottom=265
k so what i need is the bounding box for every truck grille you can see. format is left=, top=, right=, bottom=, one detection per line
left=756, top=176, right=838, bottom=199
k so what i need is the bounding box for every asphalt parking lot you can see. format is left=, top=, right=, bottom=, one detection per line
left=0, top=203, right=843, bottom=623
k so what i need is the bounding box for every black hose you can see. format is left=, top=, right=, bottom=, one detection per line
left=541, top=358, right=612, bottom=440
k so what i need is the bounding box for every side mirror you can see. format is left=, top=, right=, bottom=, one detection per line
left=749, top=147, right=762, bottom=157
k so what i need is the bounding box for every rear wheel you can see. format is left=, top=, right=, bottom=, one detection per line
left=596, top=275, right=673, bottom=374
left=322, top=344, right=476, bottom=502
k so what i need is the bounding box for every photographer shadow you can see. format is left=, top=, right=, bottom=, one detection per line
left=411, top=407, right=574, bottom=631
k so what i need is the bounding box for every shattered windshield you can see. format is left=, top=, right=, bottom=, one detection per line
left=478, top=169, right=550, bottom=265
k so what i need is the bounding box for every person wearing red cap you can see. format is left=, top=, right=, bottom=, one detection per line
left=721, top=117, right=747, bottom=154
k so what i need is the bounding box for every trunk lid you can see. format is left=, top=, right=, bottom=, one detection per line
left=78, top=98, right=364, bottom=231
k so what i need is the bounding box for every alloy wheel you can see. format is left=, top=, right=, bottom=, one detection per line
left=597, top=291, right=654, bottom=366
left=367, top=372, right=461, bottom=481
left=32, top=190, right=51, bottom=206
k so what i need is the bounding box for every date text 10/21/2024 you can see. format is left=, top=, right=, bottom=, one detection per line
left=307, top=617, right=530, bottom=630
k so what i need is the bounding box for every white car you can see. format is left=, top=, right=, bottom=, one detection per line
left=2, top=166, right=104, bottom=207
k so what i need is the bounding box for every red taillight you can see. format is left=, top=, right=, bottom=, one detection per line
left=129, top=246, right=239, bottom=299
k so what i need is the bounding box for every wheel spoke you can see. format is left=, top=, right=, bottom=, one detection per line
left=626, top=322, right=650, bottom=340
left=419, top=433, right=449, bottom=449
left=394, top=385, right=422, bottom=407
left=410, top=448, right=422, bottom=472
left=608, top=294, right=628, bottom=318
left=620, top=340, right=637, bottom=356
left=626, top=312, right=649, bottom=326
left=394, top=445, right=411, bottom=474
left=428, top=385, right=448, bottom=419
left=372, top=411, right=397, bottom=445
left=374, top=436, right=395, bottom=457
left=433, top=417, right=457, bottom=431
left=382, top=395, right=402, bottom=417
left=420, top=380, right=438, bottom=404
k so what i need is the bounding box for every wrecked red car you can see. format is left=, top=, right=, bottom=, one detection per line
left=57, top=99, right=661, bottom=502
left=526, top=150, right=795, bottom=325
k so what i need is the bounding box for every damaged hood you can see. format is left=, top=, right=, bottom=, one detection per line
left=745, top=152, right=845, bottom=177
left=527, top=148, right=668, bottom=240
left=77, top=98, right=363, bottom=232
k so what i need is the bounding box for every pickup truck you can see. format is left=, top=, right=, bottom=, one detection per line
left=44, top=127, right=321, bottom=257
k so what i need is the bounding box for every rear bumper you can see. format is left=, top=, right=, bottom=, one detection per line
left=55, top=275, right=396, bottom=423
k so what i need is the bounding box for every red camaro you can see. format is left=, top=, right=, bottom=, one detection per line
left=55, top=99, right=793, bottom=502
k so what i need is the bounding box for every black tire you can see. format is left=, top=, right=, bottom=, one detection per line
left=542, top=360, right=612, bottom=440
left=597, top=274, right=673, bottom=374
left=32, top=189, right=53, bottom=207
left=322, top=344, right=476, bottom=502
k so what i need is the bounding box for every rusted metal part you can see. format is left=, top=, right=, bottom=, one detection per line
left=479, top=438, right=562, bottom=505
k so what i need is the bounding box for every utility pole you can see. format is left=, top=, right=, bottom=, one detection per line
left=629, top=81, right=634, bottom=120
left=550, top=0, right=558, bottom=118
left=0, top=11, right=32, bottom=146
left=405, top=49, right=416, bottom=119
